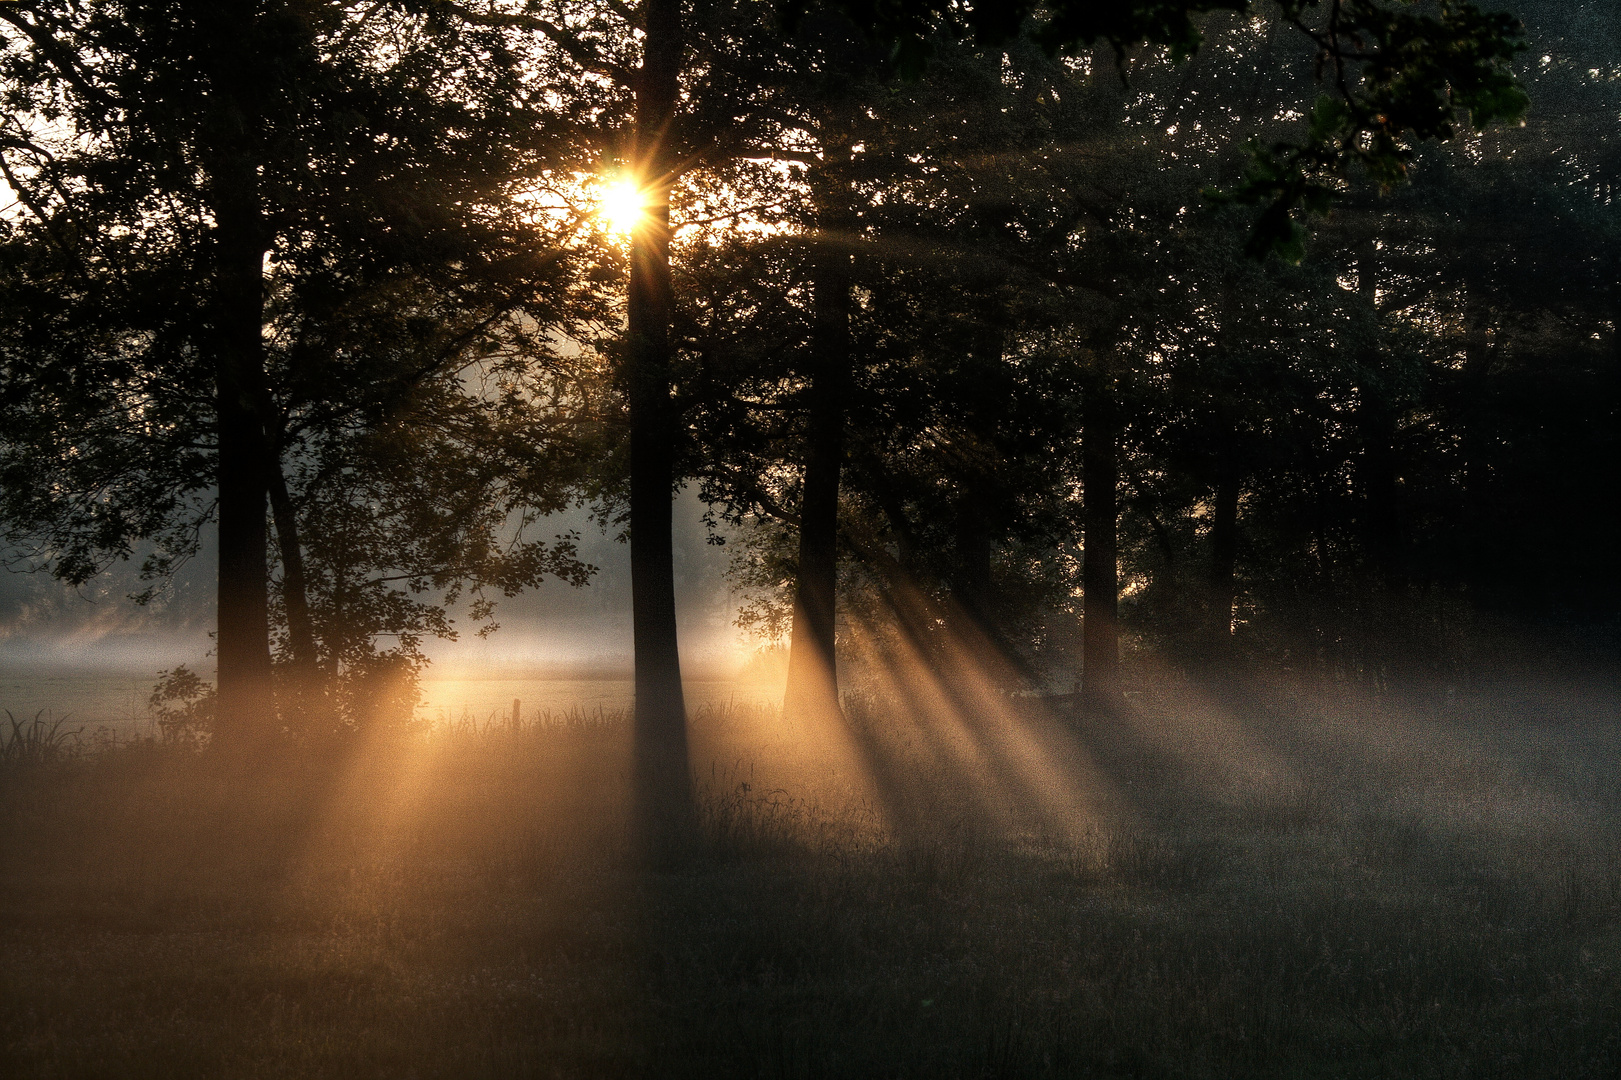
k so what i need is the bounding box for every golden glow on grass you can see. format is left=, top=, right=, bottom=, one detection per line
left=268, top=608, right=1600, bottom=908
left=598, top=176, right=652, bottom=236
left=10, top=665, right=1618, bottom=1075
left=839, top=610, right=1119, bottom=842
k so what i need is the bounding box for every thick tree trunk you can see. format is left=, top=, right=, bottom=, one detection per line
left=211, top=202, right=275, bottom=747
left=1081, top=365, right=1120, bottom=709
left=784, top=142, right=851, bottom=723
left=205, top=6, right=275, bottom=749
left=628, top=0, right=691, bottom=836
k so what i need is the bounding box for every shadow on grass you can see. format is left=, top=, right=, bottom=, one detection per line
left=4, top=675, right=1621, bottom=1078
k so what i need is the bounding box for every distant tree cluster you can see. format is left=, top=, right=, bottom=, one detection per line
left=4, top=0, right=1610, bottom=787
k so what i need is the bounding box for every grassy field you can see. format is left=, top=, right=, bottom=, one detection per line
left=3, top=676, right=1620, bottom=1078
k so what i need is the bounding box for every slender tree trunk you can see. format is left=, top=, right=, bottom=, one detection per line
left=784, top=141, right=851, bottom=723
left=1205, top=461, right=1240, bottom=664
left=1354, top=239, right=1403, bottom=685
left=205, top=6, right=275, bottom=748
left=266, top=457, right=321, bottom=729
left=266, top=464, right=316, bottom=674
left=954, top=494, right=993, bottom=636
left=1457, top=303, right=1494, bottom=610
left=950, top=489, right=1031, bottom=688
left=1081, top=364, right=1120, bottom=709
left=869, top=467, right=917, bottom=569
left=628, top=0, right=691, bottom=834
left=1358, top=406, right=1401, bottom=586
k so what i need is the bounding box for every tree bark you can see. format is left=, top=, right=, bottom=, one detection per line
left=949, top=487, right=1033, bottom=688
left=953, top=493, right=993, bottom=636
left=784, top=140, right=851, bottom=723
left=1205, top=461, right=1240, bottom=663
left=1457, top=302, right=1494, bottom=608
left=1357, top=406, right=1402, bottom=587
left=1354, top=238, right=1403, bottom=684
left=1081, top=363, right=1120, bottom=709
left=628, top=0, right=691, bottom=837
left=204, top=4, right=275, bottom=748
left=266, top=456, right=321, bottom=729
left=214, top=323, right=274, bottom=746
left=266, top=463, right=316, bottom=674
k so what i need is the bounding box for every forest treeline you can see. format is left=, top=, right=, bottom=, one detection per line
left=0, top=1, right=1613, bottom=770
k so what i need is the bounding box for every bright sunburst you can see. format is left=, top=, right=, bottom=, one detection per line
left=598, top=176, right=650, bottom=235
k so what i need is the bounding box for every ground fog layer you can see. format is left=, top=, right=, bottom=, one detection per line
left=2, top=678, right=1620, bottom=1079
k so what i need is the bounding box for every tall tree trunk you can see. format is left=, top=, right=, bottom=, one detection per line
left=954, top=492, right=993, bottom=636
left=266, top=463, right=316, bottom=674
left=1448, top=302, right=1495, bottom=688
left=266, top=457, right=321, bottom=728
left=205, top=6, right=275, bottom=748
left=1081, top=364, right=1119, bottom=709
left=950, top=488, right=1031, bottom=688
left=1205, top=460, right=1240, bottom=665
left=1457, top=301, right=1494, bottom=608
left=213, top=307, right=274, bottom=746
left=628, top=0, right=691, bottom=835
left=1354, top=238, right=1402, bottom=685
left=784, top=140, right=851, bottom=723
left=1357, top=407, right=1401, bottom=587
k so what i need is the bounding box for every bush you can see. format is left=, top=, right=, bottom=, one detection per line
left=148, top=665, right=215, bottom=746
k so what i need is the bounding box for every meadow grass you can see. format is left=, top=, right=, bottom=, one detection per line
left=0, top=711, right=87, bottom=768
left=2, top=677, right=1619, bottom=1078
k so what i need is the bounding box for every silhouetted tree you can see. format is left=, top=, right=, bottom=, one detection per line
left=0, top=1, right=594, bottom=744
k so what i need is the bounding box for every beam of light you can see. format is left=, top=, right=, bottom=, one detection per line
left=281, top=672, right=640, bottom=921
left=597, top=175, right=652, bottom=236
left=681, top=645, right=893, bottom=844
left=1099, top=655, right=1613, bottom=881
left=841, top=607, right=1120, bottom=845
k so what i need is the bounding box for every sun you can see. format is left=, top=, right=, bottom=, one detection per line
left=598, top=176, right=650, bottom=236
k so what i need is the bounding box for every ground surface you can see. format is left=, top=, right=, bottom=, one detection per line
left=3, top=676, right=1620, bottom=1078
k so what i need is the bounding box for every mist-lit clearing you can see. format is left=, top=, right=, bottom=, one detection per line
left=4, top=654, right=1619, bottom=1078
left=1, top=1, right=1614, bottom=1076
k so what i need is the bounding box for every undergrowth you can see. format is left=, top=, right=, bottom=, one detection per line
left=0, top=710, right=83, bottom=768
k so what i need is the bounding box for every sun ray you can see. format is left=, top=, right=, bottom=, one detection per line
left=598, top=176, right=650, bottom=236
